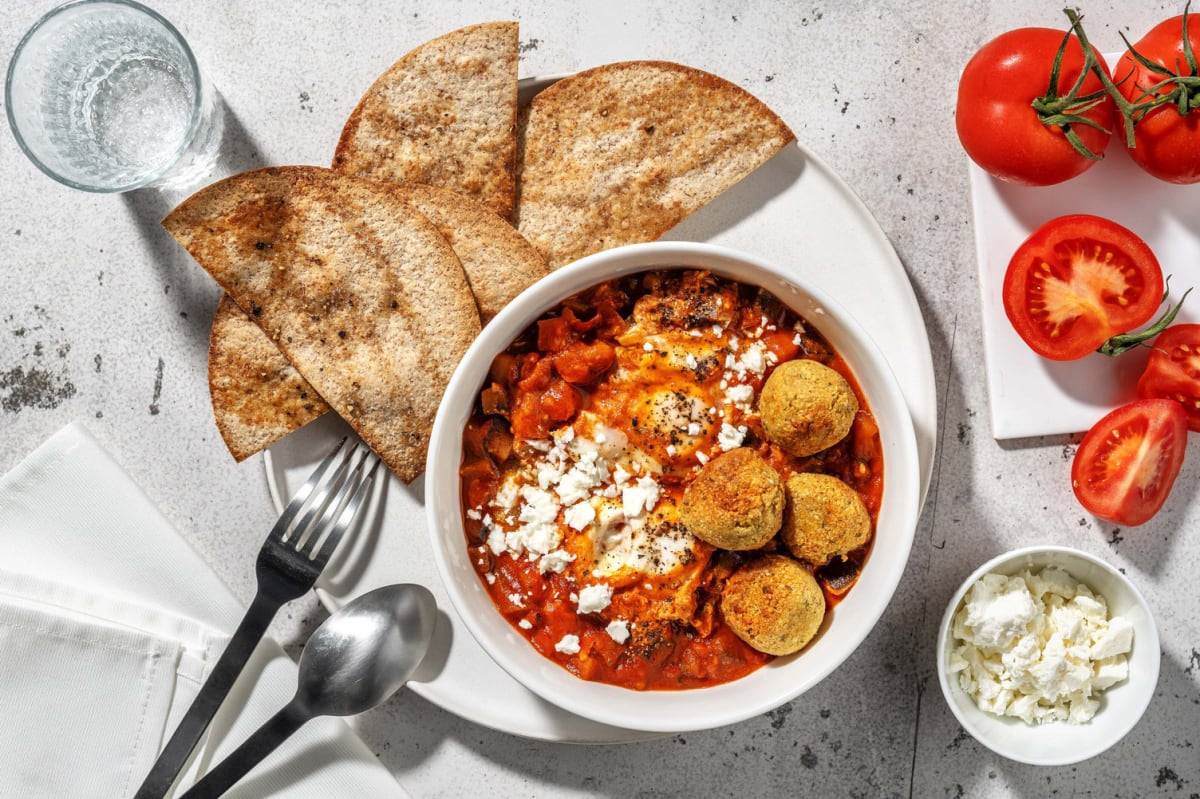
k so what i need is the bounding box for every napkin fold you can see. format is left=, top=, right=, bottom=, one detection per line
left=0, top=423, right=408, bottom=798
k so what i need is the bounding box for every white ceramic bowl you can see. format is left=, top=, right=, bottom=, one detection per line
left=426, top=241, right=921, bottom=733
left=936, top=545, right=1160, bottom=766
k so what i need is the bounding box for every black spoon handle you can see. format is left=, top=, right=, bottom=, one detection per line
left=179, top=698, right=313, bottom=798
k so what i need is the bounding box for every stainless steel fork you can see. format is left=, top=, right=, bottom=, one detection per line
left=135, top=437, right=381, bottom=799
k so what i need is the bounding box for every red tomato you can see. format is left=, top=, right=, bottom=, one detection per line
left=1116, top=13, right=1200, bottom=184
left=1002, top=215, right=1163, bottom=360
left=1138, top=324, right=1200, bottom=431
left=957, top=28, right=1115, bottom=186
left=1072, top=399, right=1188, bottom=526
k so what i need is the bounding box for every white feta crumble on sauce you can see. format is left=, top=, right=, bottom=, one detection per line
left=518, top=619, right=533, bottom=630
left=643, top=341, right=654, bottom=352
left=717, top=422, right=748, bottom=451
left=621, top=475, right=661, bottom=517
left=606, top=620, right=630, bottom=644
left=466, top=508, right=482, bottom=521
left=508, top=592, right=525, bottom=608
left=695, top=451, right=709, bottom=465
left=576, top=583, right=614, bottom=614
left=555, top=450, right=608, bottom=505
left=515, top=486, right=561, bottom=547
left=726, top=384, right=753, bottom=403
left=555, top=634, right=581, bottom=655
left=564, top=501, right=596, bottom=530
left=539, top=549, right=575, bottom=574
left=486, top=525, right=507, bottom=556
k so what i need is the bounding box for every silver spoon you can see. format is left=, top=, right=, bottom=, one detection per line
left=181, top=583, right=437, bottom=798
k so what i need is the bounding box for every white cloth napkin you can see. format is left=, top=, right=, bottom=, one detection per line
left=0, top=423, right=409, bottom=798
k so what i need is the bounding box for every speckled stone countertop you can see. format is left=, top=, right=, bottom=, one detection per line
left=2, top=1, right=1197, bottom=796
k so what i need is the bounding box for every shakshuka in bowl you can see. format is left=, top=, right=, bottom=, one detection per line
left=426, top=241, right=921, bottom=733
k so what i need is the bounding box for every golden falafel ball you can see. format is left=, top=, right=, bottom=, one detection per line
left=759, top=359, right=858, bottom=457
left=782, top=472, right=871, bottom=566
left=679, top=448, right=784, bottom=550
left=721, top=554, right=825, bottom=655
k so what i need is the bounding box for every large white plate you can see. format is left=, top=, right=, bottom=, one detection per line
left=970, top=122, right=1200, bottom=440
left=265, top=75, right=937, bottom=743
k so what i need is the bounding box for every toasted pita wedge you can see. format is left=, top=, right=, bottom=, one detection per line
left=165, top=166, right=481, bottom=482
left=515, top=61, right=795, bottom=269
left=209, top=295, right=331, bottom=461
left=392, top=184, right=547, bottom=322
left=333, top=21, right=519, bottom=220
left=204, top=183, right=546, bottom=462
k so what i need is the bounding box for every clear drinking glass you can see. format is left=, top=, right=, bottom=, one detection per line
left=5, top=0, right=223, bottom=192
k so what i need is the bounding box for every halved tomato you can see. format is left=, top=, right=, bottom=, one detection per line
left=1071, top=398, right=1188, bottom=526
left=1003, top=215, right=1163, bottom=360
left=1137, top=324, right=1200, bottom=431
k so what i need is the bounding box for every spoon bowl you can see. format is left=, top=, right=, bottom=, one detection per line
left=297, top=583, right=437, bottom=717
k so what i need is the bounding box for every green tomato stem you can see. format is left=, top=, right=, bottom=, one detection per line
left=1063, top=8, right=1139, bottom=149
left=1098, top=284, right=1192, bottom=357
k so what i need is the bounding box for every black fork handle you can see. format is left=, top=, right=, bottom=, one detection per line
left=134, top=590, right=282, bottom=799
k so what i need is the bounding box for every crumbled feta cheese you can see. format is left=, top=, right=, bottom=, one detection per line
left=695, top=451, right=709, bottom=465
left=948, top=567, right=1133, bottom=725
left=576, top=583, right=614, bottom=614
left=621, top=476, right=661, bottom=517
left=685, top=353, right=698, bottom=369
left=606, top=620, right=630, bottom=644
left=564, top=501, right=596, bottom=531
left=555, top=634, right=581, bottom=655
left=492, top=480, right=519, bottom=512
left=643, top=341, right=654, bottom=352
left=466, top=508, right=482, bottom=521
left=518, top=619, right=533, bottom=630
left=539, top=549, right=575, bottom=574
left=717, top=423, right=747, bottom=451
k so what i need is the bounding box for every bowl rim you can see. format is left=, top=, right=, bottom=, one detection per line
left=935, top=544, right=1161, bottom=766
left=426, top=240, right=921, bottom=732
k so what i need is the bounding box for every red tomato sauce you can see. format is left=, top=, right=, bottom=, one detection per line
left=460, top=270, right=884, bottom=690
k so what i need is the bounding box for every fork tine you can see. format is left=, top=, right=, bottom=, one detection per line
left=269, top=436, right=350, bottom=540
left=280, top=441, right=359, bottom=546
left=310, top=454, right=382, bottom=566
left=297, top=447, right=377, bottom=559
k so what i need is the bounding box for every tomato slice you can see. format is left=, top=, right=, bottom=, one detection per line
left=1003, top=215, right=1164, bottom=360
left=1071, top=398, right=1188, bottom=526
left=1137, top=324, right=1200, bottom=431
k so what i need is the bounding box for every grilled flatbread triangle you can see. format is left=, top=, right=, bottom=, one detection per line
left=204, top=183, right=547, bottom=462
left=165, top=166, right=481, bottom=482
left=515, top=61, right=795, bottom=269
left=333, top=21, right=520, bottom=220
left=208, top=294, right=331, bottom=462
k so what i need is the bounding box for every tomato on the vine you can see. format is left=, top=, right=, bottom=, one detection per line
left=1138, top=324, right=1200, bottom=431
left=956, top=27, right=1116, bottom=186
left=1072, top=399, right=1188, bottom=526
left=1116, top=9, right=1200, bottom=184
left=1003, top=215, right=1165, bottom=361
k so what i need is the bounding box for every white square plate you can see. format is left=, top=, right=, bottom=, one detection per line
left=970, top=136, right=1200, bottom=440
